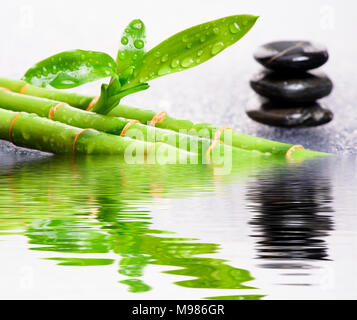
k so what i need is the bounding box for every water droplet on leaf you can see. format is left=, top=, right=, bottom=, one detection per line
left=197, top=50, right=203, bottom=56
left=211, top=42, right=225, bottom=55
left=132, top=21, right=143, bottom=30
left=121, top=36, right=128, bottom=45
left=140, top=76, right=149, bottom=82
left=171, top=59, right=180, bottom=68
left=229, top=22, right=241, bottom=34
left=181, top=57, right=194, bottom=68
left=134, top=40, right=144, bottom=49
left=158, top=65, right=171, bottom=76
left=161, top=54, right=169, bottom=62
left=182, top=35, right=189, bottom=42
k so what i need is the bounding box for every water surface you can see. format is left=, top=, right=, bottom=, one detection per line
left=0, top=153, right=355, bottom=299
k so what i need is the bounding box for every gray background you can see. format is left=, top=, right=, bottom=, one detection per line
left=1, top=0, right=356, bottom=154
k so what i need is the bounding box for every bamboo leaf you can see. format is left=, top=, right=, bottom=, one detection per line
left=128, top=15, right=258, bottom=86
left=23, top=50, right=117, bottom=89
left=116, top=19, right=146, bottom=78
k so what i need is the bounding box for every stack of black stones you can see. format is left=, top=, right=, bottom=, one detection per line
left=246, top=41, right=334, bottom=128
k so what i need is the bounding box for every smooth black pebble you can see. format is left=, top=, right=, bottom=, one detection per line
left=250, top=70, right=333, bottom=103
left=254, top=41, right=329, bottom=71
left=246, top=97, right=333, bottom=128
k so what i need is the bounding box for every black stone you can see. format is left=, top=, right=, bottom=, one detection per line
left=246, top=97, right=333, bottom=128
left=250, top=70, right=333, bottom=103
left=254, top=41, right=329, bottom=71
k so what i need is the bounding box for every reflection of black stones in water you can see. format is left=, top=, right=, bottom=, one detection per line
left=254, top=41, right=329, bottom=72
left=250, top=70, right=333, bottom=103
left=246, top=167, right=334, bottom=265
left=246, top=97, right=333, bottom=128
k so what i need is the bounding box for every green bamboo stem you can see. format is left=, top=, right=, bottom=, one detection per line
left=0, top=77, right=92, bottom=109
left=0, top=77, right=329, bottom=158
left=0, top=107, right=193, bottom=162
left=107, top=106, right=328, bottom=158
left=0, top=89, right=246, bottom=158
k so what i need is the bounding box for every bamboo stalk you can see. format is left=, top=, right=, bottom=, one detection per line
left=0, top=78, right=92, bottom=109
left=0, top=89, right=246, bottom=159
left=0, top=77, right=329, bottom=158
left=0, top=107, right=195, bottom=162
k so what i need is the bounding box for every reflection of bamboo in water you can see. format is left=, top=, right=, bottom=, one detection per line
left=7, top=171, right=17, bottom=201
left=79, top=158, right=255, bottom=292
left=95, top=193, right=256, bottom=293
left=0, top=155, right=287, bottom=296
left=5, top=169, right=27, bottom=228
left=0, top=154, right=289, bottom=233
left=0, top=154, right=288, bottom=231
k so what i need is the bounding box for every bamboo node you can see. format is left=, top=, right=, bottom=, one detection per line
left=214, top=126, right=233, bottom=141
left=206, top=126, right=232, bottom=162
left=206, top=140, right=223, bottom=162
left=72, top=129, right=91, bottom=153
left=149, top=111, right=167, bottom=127
left=286, top=145, right=305, bottom=159
left=9, top=113, right=20, bottom=143
left=86, top=96, right=99, bottom=111
left=19, top=83, right=30, bottom=94
left=120, top=120, right=141, bottom=137
left=145, top=142, right=162, bottom=160
left=48, top=102, right=68, bottom=120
